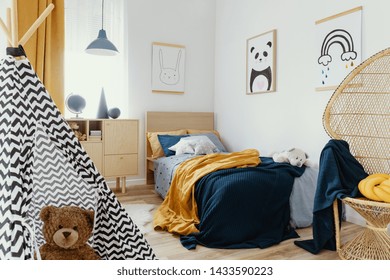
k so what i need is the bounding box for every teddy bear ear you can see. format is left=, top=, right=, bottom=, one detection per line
left=40, top=205, right=57, bottom=222
left=305, top=153, right=309, bottom=159
left=84, top=210, right=95, bottom=227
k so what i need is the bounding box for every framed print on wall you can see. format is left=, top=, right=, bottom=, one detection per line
left=315, top=6, right=362, bottom=91
left=246, top=29, right=277, bottom=94
left=152, top=42, right=186, bottom=94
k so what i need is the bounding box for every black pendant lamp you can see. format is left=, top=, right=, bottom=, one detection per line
left=85, top=0, right=119, bottom=56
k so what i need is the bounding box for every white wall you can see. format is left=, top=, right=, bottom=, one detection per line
left=125, top=0, right=216, bottom=182
left=214, top=0, right=390, bottom=164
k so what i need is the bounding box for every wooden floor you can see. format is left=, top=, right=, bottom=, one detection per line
left=114, top=184, right=363, bottom=260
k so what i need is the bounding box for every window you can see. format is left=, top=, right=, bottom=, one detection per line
left=64, top=0, right=126, bottom=118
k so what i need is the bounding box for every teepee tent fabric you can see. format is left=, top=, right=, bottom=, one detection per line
left=0, top=53, right=156, bottom=260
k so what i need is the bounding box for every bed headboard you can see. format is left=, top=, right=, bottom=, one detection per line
left=146, top=111, right=214, bottom=132
left=146, top=111, right=214, bottom=157
left=145, top=111, right=214, bottom=183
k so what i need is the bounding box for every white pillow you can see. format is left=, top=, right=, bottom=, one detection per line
left=194, top=140, right=216, bottom=155
left=169, top=135, right=218, bottom=155
left=175, top=141, right=195, bottom=155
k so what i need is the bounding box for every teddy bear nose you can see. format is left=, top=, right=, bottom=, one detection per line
left=62, top=231, right=71, bottom=238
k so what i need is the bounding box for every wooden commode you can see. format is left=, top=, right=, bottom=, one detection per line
left=66, top=119, right=138, bottom=193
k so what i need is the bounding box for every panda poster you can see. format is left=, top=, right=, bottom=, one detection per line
left=152, top=42, right=186, bottom=94
left=246, top=29, right=276, bottom=94
left=315, top=7, right=362, bottom=91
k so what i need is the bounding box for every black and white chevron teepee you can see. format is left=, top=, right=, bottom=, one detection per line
left=0, top=50, right=156, bottom=260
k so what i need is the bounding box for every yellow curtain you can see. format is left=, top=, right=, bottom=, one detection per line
left=17, top=0, right=65, bottom=113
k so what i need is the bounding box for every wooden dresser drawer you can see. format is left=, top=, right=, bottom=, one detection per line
left=104, top=154, right=138, bottom=177
left=104, top=120, right=138, bottom=155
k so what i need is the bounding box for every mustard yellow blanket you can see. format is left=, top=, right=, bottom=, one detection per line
left=153, top=149, right=261, bottom=235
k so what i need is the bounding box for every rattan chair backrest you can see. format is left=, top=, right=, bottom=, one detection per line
left=323, top=48, right=390, bottom=174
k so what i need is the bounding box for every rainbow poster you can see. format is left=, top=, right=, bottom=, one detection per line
left=315, top=7, right=362, bottom=91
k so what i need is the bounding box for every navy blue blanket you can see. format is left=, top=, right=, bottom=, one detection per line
left=294, top=140, right=367, bottom=254
left=180, top=157, right=305, bottom=249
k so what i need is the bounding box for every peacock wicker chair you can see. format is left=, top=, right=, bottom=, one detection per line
left=323, top=47, right=390, bottom=260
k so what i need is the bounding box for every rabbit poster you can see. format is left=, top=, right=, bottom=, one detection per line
left=152, top=42, right=186, bottom=93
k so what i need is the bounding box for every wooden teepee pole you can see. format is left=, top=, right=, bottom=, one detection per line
left=0, top=0, right=55, bottom=48
left=11, top=0, right=18, bottom=47
left=19, top=3, right=55, bottom=46
left=0, top=12, right=12, bottom=46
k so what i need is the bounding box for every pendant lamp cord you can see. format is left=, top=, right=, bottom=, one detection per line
left=101, top=0, right=104, bottom=29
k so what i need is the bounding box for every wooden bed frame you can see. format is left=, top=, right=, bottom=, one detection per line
left=145, top=111, right=215, bottom=184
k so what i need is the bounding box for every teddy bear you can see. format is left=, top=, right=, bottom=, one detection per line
left=38, top=205, right=100, bottom=260
left=272, top=148, right=309, bottom=167
left=69, top=122, right=87, bottom=141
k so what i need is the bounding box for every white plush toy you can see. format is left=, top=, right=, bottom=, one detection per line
left=272, top=148, right=309, bottom=167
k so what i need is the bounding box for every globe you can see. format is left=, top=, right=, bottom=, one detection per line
left=66, top=93, right=86, bottom=118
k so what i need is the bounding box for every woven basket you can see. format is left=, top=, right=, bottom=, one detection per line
left=337, top=198, right=390, bottom=260
left=323, top=48, right=390, bottom=260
